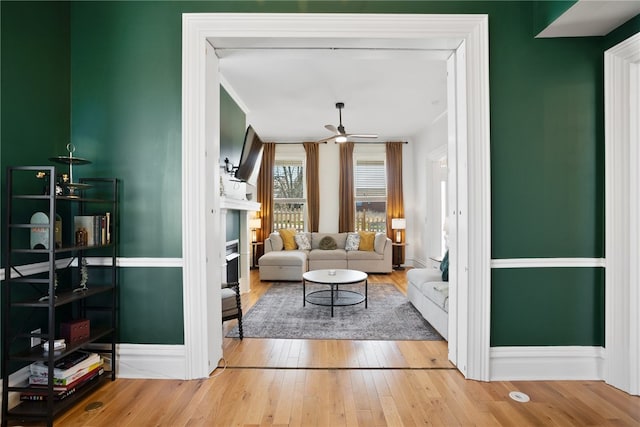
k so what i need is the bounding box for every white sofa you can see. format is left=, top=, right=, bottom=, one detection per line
left=258, top=231, right=392, bottom=281
left=406, top=268, right=449, bottom=340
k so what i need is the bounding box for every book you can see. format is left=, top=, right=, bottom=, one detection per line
left=21, top=367, right=104, bottom=401
left=30, top=351, right=101, bottom=379
left=49, top=349, right=91, bottom=370
left=29, top=360, right=104, bottom=387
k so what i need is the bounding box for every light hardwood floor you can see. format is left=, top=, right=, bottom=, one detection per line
left=50, top=269, right=639, bottom=426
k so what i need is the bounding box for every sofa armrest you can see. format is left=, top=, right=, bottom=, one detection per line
left=378, top=237, right=392, bottom=258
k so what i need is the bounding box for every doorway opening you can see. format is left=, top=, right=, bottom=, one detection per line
left=181, top=13, right=491, bottom=380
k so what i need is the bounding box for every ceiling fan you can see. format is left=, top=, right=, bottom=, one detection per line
left=317, top=102, right=378, bottom=144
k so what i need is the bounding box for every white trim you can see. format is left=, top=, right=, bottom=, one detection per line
left=85, top=343, right=186, bottom=379
left=605, top=31, right=640, bottom=396
left=94, top=257, right=184, bottom=268
left=464, top=16, right=492, bottom=382
left=490, top=346, right=605, bottom=381
left=0, top=367, right=30, bottom=411
left=491, top=258, right=606, bottom=269
left=182, top=13, right=491, bottom=381
left=0, top=258, right=74, bottom=281
left=112, top=344, right=186, bottom=379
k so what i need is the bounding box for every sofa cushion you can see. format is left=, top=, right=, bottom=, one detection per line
left=346, top=249, right=384, bottom=261
left=294, top=232, right=311, bottom=250
left=358, top=231, right=376, bottom=251
left=374, top=232, right=387, bottom=253
left=279, top=228, right=298, bottom=250
left=407, top=268, right=442, bottom=286
left=308, top=248, right=347, bottom=261
left=415, top=281, right=449, bottom=312
left=259, top=250, right=307, bottom=266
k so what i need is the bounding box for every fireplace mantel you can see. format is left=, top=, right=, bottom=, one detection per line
left=220, top=197, right=260, bottom=212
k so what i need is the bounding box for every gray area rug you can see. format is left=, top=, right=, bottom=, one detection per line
left=227, top=282, right=443, bottom=340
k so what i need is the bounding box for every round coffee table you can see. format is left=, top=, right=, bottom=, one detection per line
left=302, top=269, right=368, bottom=317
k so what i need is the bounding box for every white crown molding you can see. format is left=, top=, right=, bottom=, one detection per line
left=490, top=346, right=605, bottom=381
left=491, top=258, right=606, bottom=269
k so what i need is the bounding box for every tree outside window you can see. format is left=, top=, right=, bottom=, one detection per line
left=273, top=159, right=306, bottom=231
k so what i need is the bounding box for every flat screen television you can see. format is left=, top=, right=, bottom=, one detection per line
left=234, top=125, right=264, bottom=186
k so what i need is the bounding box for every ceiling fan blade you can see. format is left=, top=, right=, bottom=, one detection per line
left=324, top=124, right=338, bottom=133
left=347, top=133, right=378, bottom=139
left=316, top=135, right=336, bottom=144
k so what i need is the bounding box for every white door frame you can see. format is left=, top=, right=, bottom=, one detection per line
left=604, top=32, right=640, bottom=395
left=181, top=13, right=491, bottom=380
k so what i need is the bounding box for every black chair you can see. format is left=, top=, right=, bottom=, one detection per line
left=221, top=282, right=243, bottom=340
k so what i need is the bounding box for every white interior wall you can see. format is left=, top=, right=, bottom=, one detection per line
left=407, top=113, right=448, bottom=268
left=317, top=142, right=340, bottom=232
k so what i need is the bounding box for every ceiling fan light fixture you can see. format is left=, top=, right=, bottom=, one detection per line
left=335, top=135, right=348, bottom=143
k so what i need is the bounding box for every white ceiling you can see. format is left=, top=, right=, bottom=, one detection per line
left=215, top=38, right=455, bottom=143
left=537, top=0, right=640, bottom=37
left=214, top=3, right=639, bottom=143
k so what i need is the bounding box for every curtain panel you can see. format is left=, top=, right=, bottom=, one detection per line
left=386, top=141, right=405, bottom=241
left=338, top=142, right=355, bottom=232
left=303, top=142, right=320, bottom=232
left=257, top=142, right=276, bottom=244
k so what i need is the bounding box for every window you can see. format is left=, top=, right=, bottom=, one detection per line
left=354, top=147, right=387, bottom=232
left=273, top=146, right=306, bottom=231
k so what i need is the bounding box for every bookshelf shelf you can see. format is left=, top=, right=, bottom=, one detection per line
left=2, top=166, right=118, bottom=427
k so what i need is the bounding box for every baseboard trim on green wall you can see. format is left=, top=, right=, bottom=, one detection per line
left=491, top=258, right=605, bottom=268
left=90, top=343, right=187, bottom=379
left=490, top=346, right=604, bottom=381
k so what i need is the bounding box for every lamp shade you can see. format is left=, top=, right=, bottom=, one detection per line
left=249, top=218, right=262, bottom=230
left=391, top=218, right=406, bottom=230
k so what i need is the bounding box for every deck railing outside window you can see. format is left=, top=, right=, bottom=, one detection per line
left=273, top=202, right=305, bottom=231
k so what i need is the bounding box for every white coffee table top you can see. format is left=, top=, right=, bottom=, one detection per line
left=302, top=269, right=367, bottom=285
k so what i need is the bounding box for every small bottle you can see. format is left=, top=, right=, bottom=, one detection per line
left=75, top=228, right=87, bottom=246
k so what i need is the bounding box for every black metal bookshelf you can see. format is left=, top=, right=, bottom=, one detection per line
left=2, top=166, right=118, bottom=427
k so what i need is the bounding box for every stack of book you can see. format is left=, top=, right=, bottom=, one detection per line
left=73, top=213, right=111, bottom=246
left=22, top=350, right=104, bottom=401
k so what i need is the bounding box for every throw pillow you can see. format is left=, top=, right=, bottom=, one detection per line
left=345, top=233, right=360, bottom=251
left=278, top=228, right=298, bottom=250
left=294, top=232, right=311, bottom=250
left=440, top=250, right=449, bottom=281
left=358, top=231, right=376, bottom=251
left=318, top=236, right=337, bottom=250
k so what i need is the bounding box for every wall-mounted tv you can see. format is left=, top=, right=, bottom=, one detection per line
left=234, top=125, right=264, bottom=186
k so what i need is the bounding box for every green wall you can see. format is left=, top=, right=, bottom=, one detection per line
left=0, top=1, right=72, bottom=355
left=1, top=1, right=71, bottom=217
left=3, top=1, right=638, bottom=348
left=532, top=1, right=577, bottom=36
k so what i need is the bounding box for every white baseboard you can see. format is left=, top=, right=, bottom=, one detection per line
left=490, top=346, right=605, bottom=381
left=105, top=344, right=187, bottom=379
